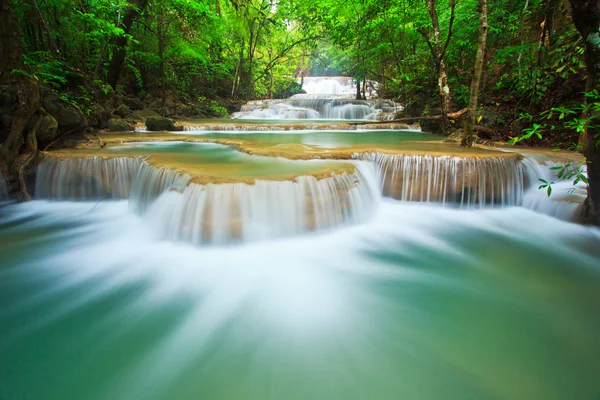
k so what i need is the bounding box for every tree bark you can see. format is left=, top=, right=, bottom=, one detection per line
left=462, top=0, right=488, bottom=147
left=106, top=0, right=148, bottom=90
left=0, top=0, right=41, bottom=199
left=570, top=0, right=600, bottom=225
left=422, top=0, right=455, bottom=134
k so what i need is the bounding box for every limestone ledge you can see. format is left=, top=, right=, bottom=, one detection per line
left=74, top=131, right=528, bottom=159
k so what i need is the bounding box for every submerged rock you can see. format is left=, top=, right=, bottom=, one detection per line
left=146, top=117, right=182, bottom=131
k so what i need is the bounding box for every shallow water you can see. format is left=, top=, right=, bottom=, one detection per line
left=109, top=141, right=350, bottom=180
left=1, top=200, right=599, bottom=400
left=181, top=129, right=444, bottom=149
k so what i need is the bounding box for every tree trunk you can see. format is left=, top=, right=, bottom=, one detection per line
left=356, top=79, right=362, bottom=100
left=570, top=0, right=600, bottom=225
left=462, top=0, right=488, bottom=147
left=0, top=0, right=41, bottom=199
left=158, top=16, right=166, bottom=117
left=437, top=60, right=452, bottom=132
left=425, top=0, right=455, bottom=134
left=106, top=0, right=148, bottom=90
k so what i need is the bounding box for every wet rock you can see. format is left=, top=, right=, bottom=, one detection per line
left=145, top=117, right=182, bottom=131
left=107, top=118, right=133, bottom=132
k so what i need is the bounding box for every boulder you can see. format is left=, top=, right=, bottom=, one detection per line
left=25, top=113, right=58, bottom=142
left=40, top=87, right=87, bottom=134
left=122, top=97, right=144, bottom=111
left=115, top=104, right=131, bottom=117
left=145, top=117, right=182, bottom=131
left=107, top=118, right=133, bottom=132
left=88, top=104, right=111, bottom=129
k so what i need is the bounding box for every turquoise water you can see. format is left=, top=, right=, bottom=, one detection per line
left=109, top=142, right=348, bottom=178
left=180, top=129, right=445, bottom=149
left=1, top=200, right=599, bottom=399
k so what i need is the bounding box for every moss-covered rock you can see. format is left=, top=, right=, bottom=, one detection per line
left=40, top=87, right=87, bottom=134
left=145, top=117, right=182, bottom=131
left=122, top=97, right=144, bottom=111
left=107, top=118, right=133, bottom=132
left=115, top=104, right=131, bottom=117
left=88, top=104, right=111, bottom=129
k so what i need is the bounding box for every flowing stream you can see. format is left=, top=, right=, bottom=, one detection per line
left=1, top=92, right=599, bottom=399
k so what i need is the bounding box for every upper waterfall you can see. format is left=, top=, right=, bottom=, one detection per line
left=232, top=76, right=401, bottom=121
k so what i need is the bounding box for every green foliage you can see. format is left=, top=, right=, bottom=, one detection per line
left=209, top=101, right=228, bottom=117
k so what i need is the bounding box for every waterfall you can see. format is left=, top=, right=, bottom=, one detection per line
left=521, top=156, right=586, bottom=221
left=300, top=76, right=357, bottom=97
left=128, top=162, right=191, bottom=213
left=232, top=98, right=400, bottom=120
left=298, top=76, right=379, bottom=98
left=35, top=157, right=142, bottom=200
left=35, top=151, right=584, bottom=245
left=182, top=123, right=413, bottom=132
left=143, top=162, right=379, bottom=245
left=35, top=156, right=379, bottom=245
left=356, top=152, right=525, bottom=208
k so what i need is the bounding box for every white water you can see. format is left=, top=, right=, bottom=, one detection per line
left=34, top=149, right=585, bottom=246
left=35, top=155, right=379, bottom=245
left=299, top=76, right=357, bottom=97
left=145, top=162, right=379, bottom=245
left=521, top=156, right=586, bottom=220
left=232, top=76, right=399, bottom=121
left=181, top=124, right=413, bottom=132
left=298, top=76, right=378, bottom=98
left=232, top=99, right=399, bottom=121
left=358, top=153, right=525, bottom=208
left=1, top=199, right=599, bottom=400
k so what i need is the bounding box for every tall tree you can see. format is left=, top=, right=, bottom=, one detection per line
left=418, top=0, right=456, bottom=133
left=570, top=0, right=600, bottom=225
left=106, top=0, right=149, bottom=90
left=461, top=0, right=488, bottom=147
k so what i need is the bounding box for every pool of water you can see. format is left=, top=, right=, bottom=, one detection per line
left=180, top=129, right=444, bottom=149
left=1, top=200, right=599, bottom=400
left=110, top=141, right=352, bottom=180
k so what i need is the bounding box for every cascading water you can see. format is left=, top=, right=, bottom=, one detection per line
left=232, top=77, right=401, bottom=120
left=521, top=155, right=586, bottom=220
left=35, top=155, right=379, bottom=245
left=145, top=163, right=379, bottom=245
left=35, top=157, right=143, bottom=200
left=34, top=148, right=584, bottom=247
left=297, top=76, right=378, bottom=98
left=299, top=76, right=357, bottom=97
left=357, top=152, right=525, bottom=208
left=181, top=123, right=413, bottom=132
